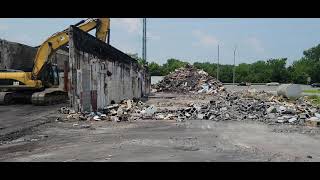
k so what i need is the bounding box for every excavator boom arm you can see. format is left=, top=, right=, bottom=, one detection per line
left=31, top=18, right=110, bottom=80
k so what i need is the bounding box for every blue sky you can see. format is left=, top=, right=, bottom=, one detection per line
left=1, top=18, right=320, bottom=65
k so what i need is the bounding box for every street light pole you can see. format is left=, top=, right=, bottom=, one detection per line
left=142, top=18, right=147, bottom=64
left=217, top=45, right=219, bottom=81
left=233, top=46, right=237, bottom=86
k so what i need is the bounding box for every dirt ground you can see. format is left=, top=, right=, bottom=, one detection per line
left=1, top=92, right=320, bottom=162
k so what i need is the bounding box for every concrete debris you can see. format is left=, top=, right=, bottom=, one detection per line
left=111, top=116, right=120, bottom=122
left=93, top=115, right=101, bottom=121
left=266, top=106, right=277, bottom=114
left=57, top=67, right=319, bottom=128
left=151, top=90, right=320, bottom=127
left=152, top=65, right=224, bottom=94
left=141, top=105, right=157, bottom=117
left=58, top=98, right=155, bottom=122
left=305, top=117, right=320, bottom=127
left=288, top=117, right=297, bottom=123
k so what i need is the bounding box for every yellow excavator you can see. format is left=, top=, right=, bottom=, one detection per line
left=0, top=18, right=110, bottom=105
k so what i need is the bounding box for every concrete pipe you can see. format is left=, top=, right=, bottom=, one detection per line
left=277, top=84, right=302, bottom=100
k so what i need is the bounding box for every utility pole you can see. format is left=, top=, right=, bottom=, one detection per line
left=216, top=45, right=219, bottom=81
left=142, top=18, right=147, bottom=64
left=233, top=46, right=237, bottom=86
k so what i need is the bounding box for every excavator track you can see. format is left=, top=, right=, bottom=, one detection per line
left=31, top=88, right=68, bottom=106
left=0, top=92, right=14, bottom=105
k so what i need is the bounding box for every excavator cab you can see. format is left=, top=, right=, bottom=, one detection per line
left=38, top=63, right=60, bottom=88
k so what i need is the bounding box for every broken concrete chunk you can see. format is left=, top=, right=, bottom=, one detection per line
left=110, top=109, right=117, bottom=116
left=197, top=114, right=204, bottom=119
left=155, top=114, right=165, bottom=119
left=225, top=113, right=230, bottom=118
left=282, top=115, right=293, bottom=119
left=220, top=107, right=227, bottom=111
left=100, top=114, right=107, bottom=120
left=141, top=105, right=157, bottom=116
left=164, top=114, right=175, bottom=120
left=60, top=107, right=67, bottom=114
left=266, top=106, right=277, bottom=114
left=288, top=117, right=297, bottom=123
left=278, top=106, right=286, bottom=113
left=277, top=119, right=287, bottom=123
left=93, top=115, right=101, bottom=121
left=248, top=115, right=257, bottom=119
left=305, top=117, right=320, bottom=127
left=277, top=117, right=288, bottom=123
left=126, top=100, right=133, bottom=109
left=185, top=113, right=191, bottom=118
left=111, top=116, right=120, bottom=122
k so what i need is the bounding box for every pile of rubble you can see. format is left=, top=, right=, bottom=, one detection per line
left=58, top=99, right=158, bottom=122
left=152, top=65, right=225, bottom=94
left=170, top=90, right=320, bottom=126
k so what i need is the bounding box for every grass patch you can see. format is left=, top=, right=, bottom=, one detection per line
left=307, top=95, right=320, bottom=107
left=303, top=89, right=320, bottom=94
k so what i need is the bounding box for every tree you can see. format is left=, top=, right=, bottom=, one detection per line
left=288, top=44, right=320, bottom=84
left=162, top=59, right=189, bottom=74
left=235, top=63, right=250, bottom=82
left=267, top=58, right=288, bottom=83
left=148, top=62, right=163, bottom=76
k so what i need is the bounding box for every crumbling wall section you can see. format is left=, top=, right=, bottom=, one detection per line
left=0, top=39, right=68, bottom=71
left=0, top=39, right=36, bottom=71
left=68, top=26, right=150, bottom=113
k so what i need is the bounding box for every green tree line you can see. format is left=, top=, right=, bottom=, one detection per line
left=130, top=44, right=320, bottom=84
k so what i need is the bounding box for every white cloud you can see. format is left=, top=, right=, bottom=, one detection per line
left=112, top=18, right=141, bottom=33
left=245, top=37, right=265, bottom=53
left=192, top=30, right=219, bottom=47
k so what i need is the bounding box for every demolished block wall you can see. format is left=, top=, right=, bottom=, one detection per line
left=0, top=39, right=36, bottom=71
left=68, top=26, right=150, bottom=113
left=0, top=39, right=68, bottom=71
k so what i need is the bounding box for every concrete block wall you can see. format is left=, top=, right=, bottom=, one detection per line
left=68, top=26, right=150, bottom=113
left=0, top=39, right=69, bottom=72
left=0, top=39, right=36, bottom=71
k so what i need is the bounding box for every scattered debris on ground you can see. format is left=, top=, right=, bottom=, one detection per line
left=152, top=65, right=225, bottom=94
left=150, top=66, right=320, bottom=127
left=58, top=99, right=158, bottom=122
left=171, top=90, right=320, bottom=126
left=58, top=66, right=320, bottom=129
